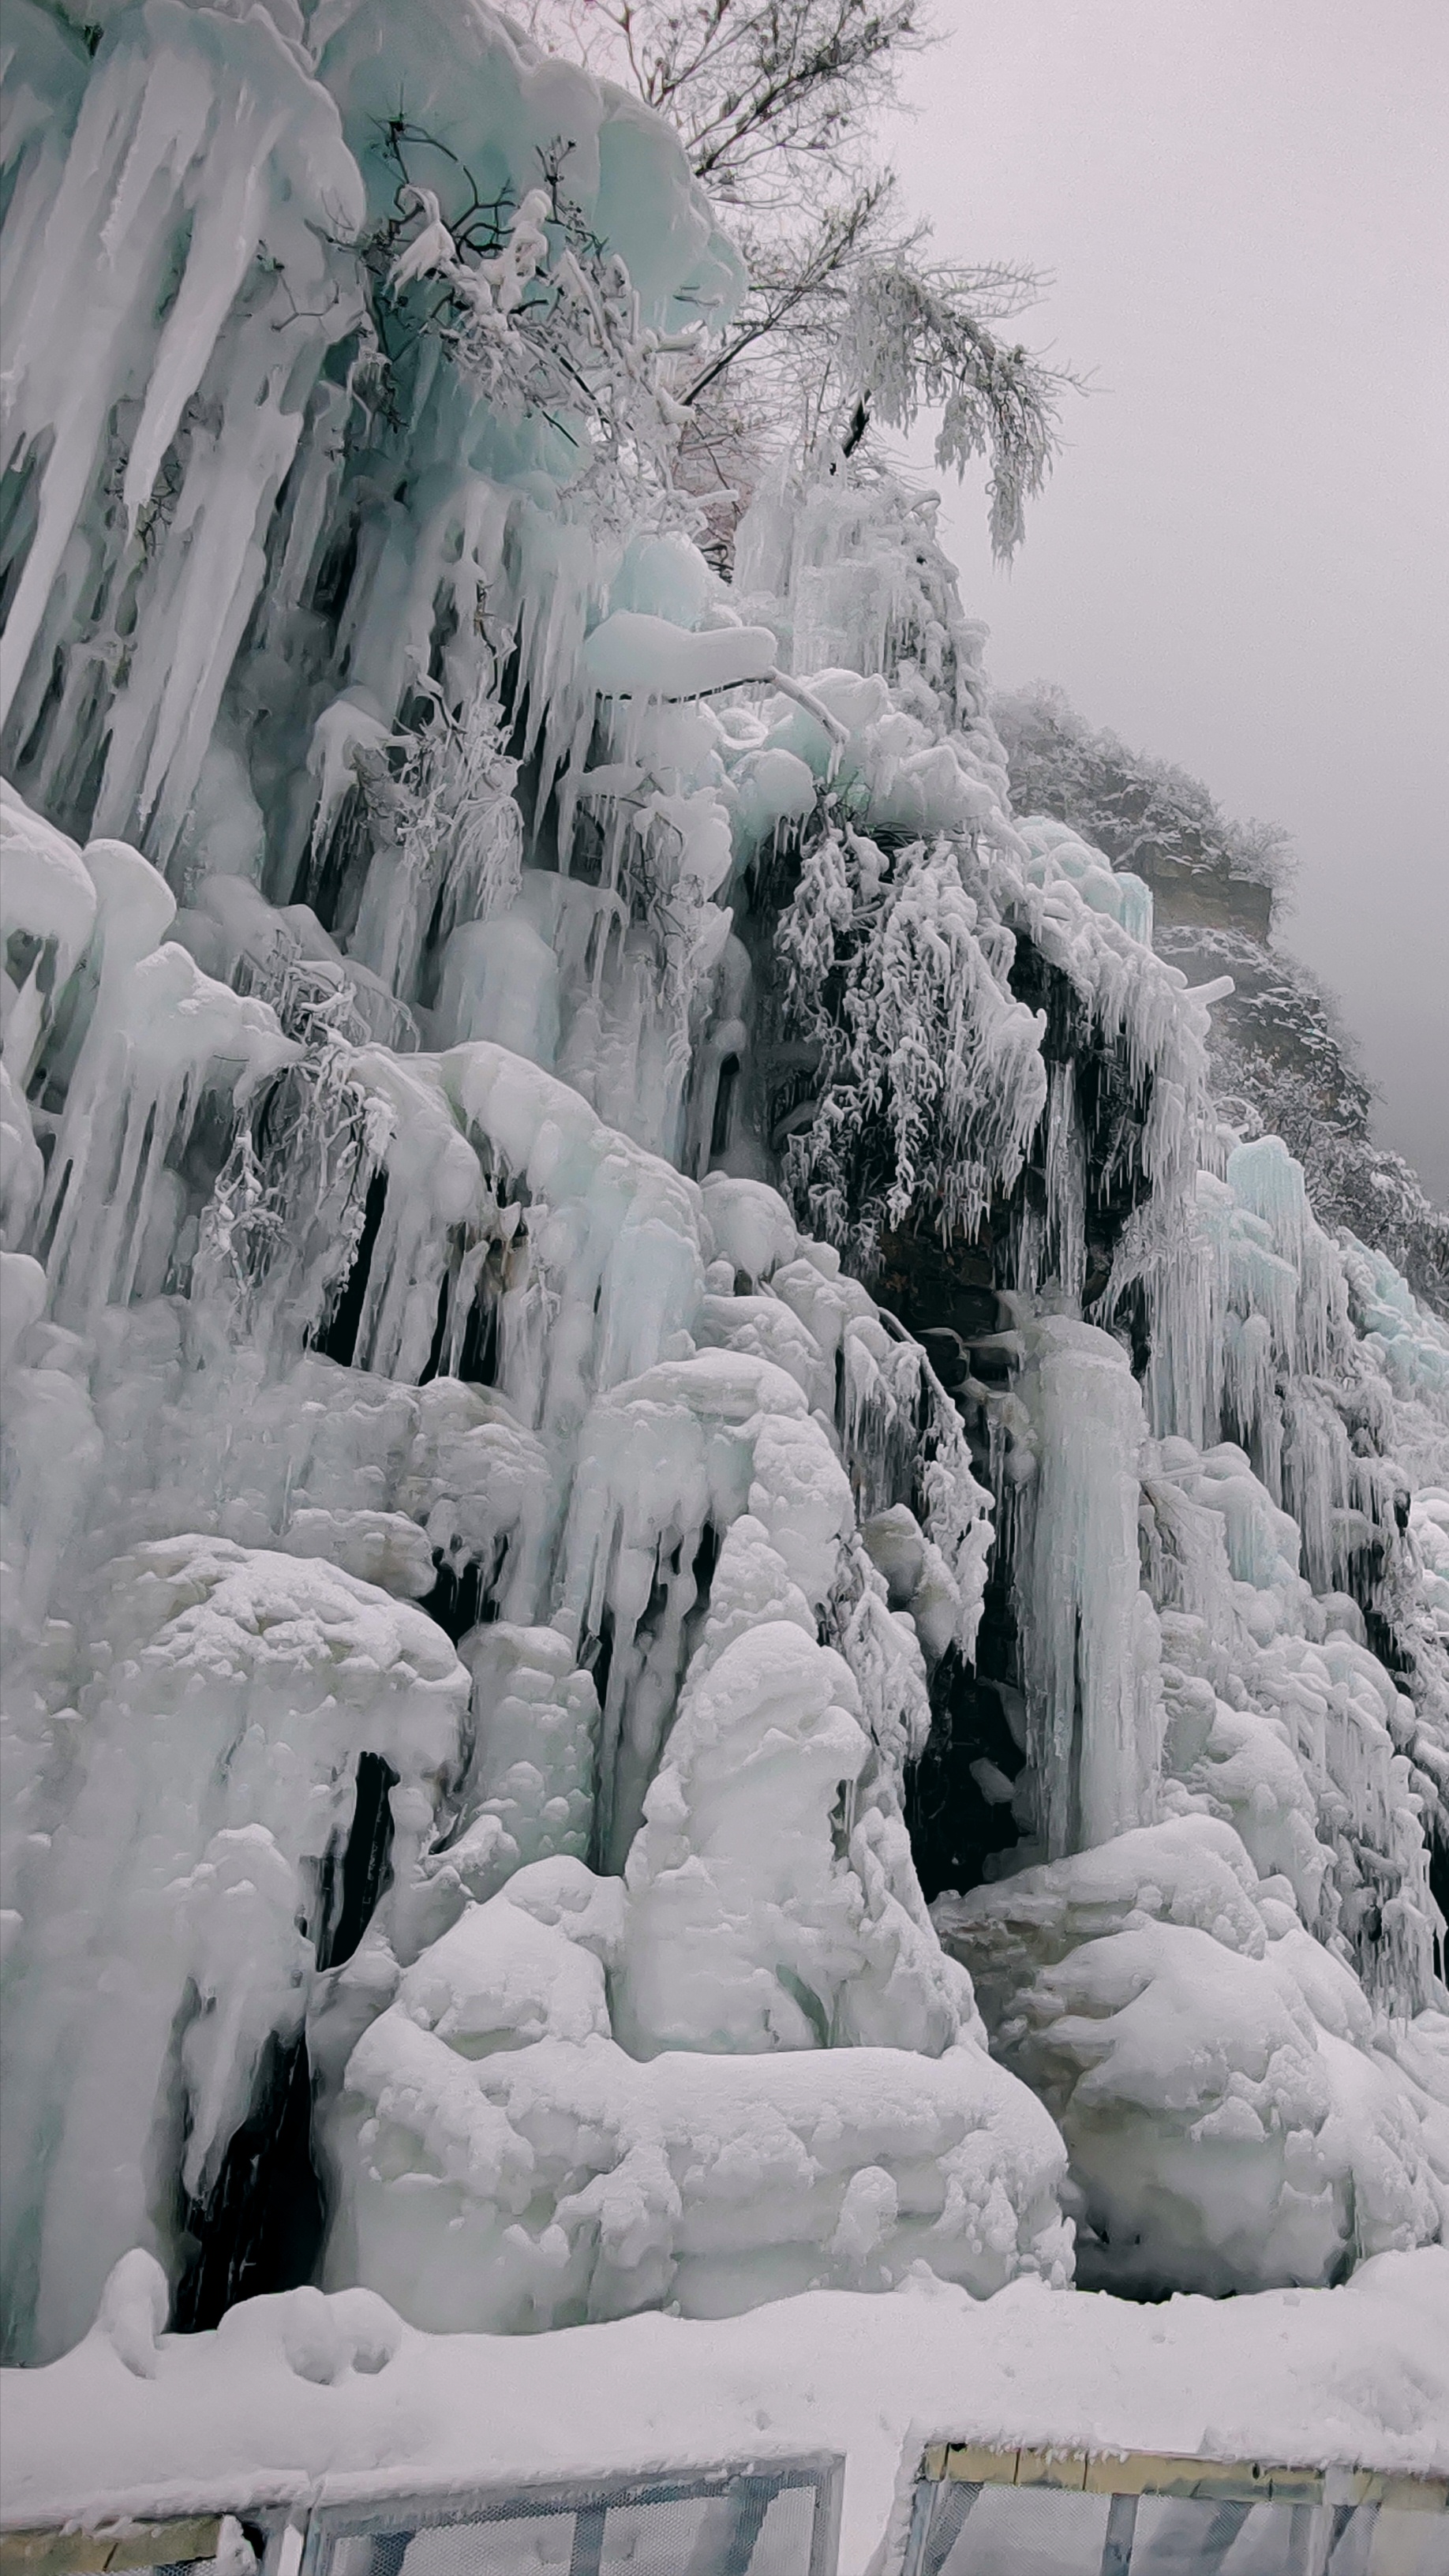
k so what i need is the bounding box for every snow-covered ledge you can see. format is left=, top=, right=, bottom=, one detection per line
left=3, top=2252, right=1447, bottom=2575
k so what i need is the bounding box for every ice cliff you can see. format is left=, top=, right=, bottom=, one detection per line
left=2, top=0, right=1447, bottom=2372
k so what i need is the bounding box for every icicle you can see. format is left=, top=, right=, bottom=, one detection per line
left=0, top=782, right=97, bottom=1088
left=36, top=934, right=296, bottom=1329
left=1016, top=1316, right=1164, bottom=1856
left=0, top=0, right=364, bottom=852
left=1043, top=1058, right=1086, bottom=1307
left=349, top=663, right=522, bottom=1004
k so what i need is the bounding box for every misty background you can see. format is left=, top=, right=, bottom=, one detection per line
left=881, top=0, right=1448, bottom=1200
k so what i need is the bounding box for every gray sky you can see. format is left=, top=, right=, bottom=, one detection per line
left=879, top=0, right=1449, bottom=1202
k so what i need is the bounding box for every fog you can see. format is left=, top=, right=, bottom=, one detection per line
left=881, top=0, right=1449, bottom=1200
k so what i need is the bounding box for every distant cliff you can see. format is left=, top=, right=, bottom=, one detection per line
left=995, top=685, right=1449, bottom=1316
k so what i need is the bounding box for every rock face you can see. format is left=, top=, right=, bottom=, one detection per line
left=1, top=0, right=1447, bottom=2370
left=1127, top=853, right=1274, bottom=943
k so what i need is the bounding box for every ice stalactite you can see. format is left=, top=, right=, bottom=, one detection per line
left=1041, top=1060, right=1087, bottom=1309
left=1124, top=1136, right=1357, bottom=1493
left=0, top=0, right=365, bottom=857
left=347, top=665, right=523, bottom=1008
left=0, top=1065, right=46, bottom=1247
left=36, top=936, right=295, bottom=1331
left=429, top=1624, right=601, bottom=1906
left=0, top=781, right=98, bottom=1088
left=1013, top=1316, right=1164, bottom=1860
left=0, top=1248, right=103, bottom=1640
left=3, top=785, right=296, bottom=1353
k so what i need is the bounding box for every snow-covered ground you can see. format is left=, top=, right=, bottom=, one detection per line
left=4, top=2253, right=1448, bottom=2573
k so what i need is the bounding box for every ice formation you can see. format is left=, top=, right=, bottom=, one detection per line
left=935, top=1817, right=1448, bottom=2297
left=1, top=0, right=1446, bottom=2388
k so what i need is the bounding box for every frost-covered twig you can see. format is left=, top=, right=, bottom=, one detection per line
left=346, top=127, right=700, bottom=507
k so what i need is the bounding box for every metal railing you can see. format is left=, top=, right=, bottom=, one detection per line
left=9, top=2438, right=1447, bottom=2576
left=900, top=2444, right=1449, bottom=2576
left=1, top=2454, right=844, bottom=2576
left=1, top=2526, right=230, bottom=2576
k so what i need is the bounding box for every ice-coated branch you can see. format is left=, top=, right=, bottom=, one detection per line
left=350, top=128, right=702, bottom=504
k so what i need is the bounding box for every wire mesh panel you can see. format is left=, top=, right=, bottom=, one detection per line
left=900, top=2453, right=1449, bottom=2576
left=297, top=2458, right=841, bottom=2576
left=909, top=2479, right=1114, bottom=2574
left=1128, top=2495, right=1350, bottom=2573
left=1121, top=2496, right=1449, bottom=2574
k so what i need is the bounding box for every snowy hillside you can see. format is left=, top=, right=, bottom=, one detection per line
left=2, top=0, right=1448, bottom=2533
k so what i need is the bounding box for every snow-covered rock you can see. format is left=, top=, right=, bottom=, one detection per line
left=938, top=1818, right=1447, bottom=2295
left=328, top=1860, right=1069, bottom=2331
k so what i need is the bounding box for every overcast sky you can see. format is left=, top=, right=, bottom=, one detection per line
left=878, top=0, right=1449, bottom=1201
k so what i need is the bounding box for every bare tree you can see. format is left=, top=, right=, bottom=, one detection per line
left=520, top=0, right=926, bottom=200
left=521, top=0, right=1079, bottom=554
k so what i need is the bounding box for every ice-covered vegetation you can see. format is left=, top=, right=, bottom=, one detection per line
left=996, top=683, right=1449, bottom=1317
left=1, top=0, right=1447, bottom=2391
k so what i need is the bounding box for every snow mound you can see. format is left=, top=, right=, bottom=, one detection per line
left=938, top=1819, right=1447, bottom=2295
left=328, top=1860, right=1069, bottom=2331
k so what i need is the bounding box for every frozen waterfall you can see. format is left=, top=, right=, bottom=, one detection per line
left=2, top=0, right=1447, bottom=2387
